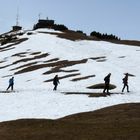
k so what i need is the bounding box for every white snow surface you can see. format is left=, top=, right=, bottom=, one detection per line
left=0, top=29, right=140, bottom=122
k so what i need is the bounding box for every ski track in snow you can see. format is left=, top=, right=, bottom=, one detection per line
left=0, top=29, right=139, bottom=122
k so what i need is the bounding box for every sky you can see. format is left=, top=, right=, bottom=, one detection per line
left=0, top=0, right=140, bottom=40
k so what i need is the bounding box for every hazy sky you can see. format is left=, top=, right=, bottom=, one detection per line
left=0, top=0, right=140, bottom=40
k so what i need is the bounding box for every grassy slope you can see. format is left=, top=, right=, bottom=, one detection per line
left=0, top=103, right=139, bottom=140
left=39, top=30, right=140, bottom=47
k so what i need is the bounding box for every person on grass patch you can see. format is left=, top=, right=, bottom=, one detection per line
left=103, top=73, right=111, bottom=93
left=7, top=77, right=14, bottom=91
left=122, top=73, right=129, bottom=93
left=53, top=75, right=60, bottom=90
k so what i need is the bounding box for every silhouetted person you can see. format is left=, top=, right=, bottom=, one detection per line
left=7, top=77, right=14, bottom=91
left=103, top=73, right=111, bottom=93
left=53, top=75, right=60, bottom=90
left=122, top=73, right=129, bottom=92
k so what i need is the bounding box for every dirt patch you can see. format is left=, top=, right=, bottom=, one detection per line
left=71, top=74, right=95, bottom=81
left=96, top=59, right=107, bottom=62
left=0, top=103, right=139, bottom=140
left=0, top=38, right=28, bottom=52
left=0, top=47, right=15, bottom=52
left=43, top=59, right=87, bottom=75
left=87, top=83, right=116, bottom=90
left=90, top=56, right=106, bottom=60
left=0, top=61, right=5, bottom=63
left=60, top=69, right=79, bottom=73
left=44, top=73, right=81, bottom=82
left=14, top=59, right=87, bottom=75
left=0, top=52, right=48, bottom=70
left=12, top=52, right=29, bottom=57
left=118, top=56, right=126, bottom=58
left=13, top=53, right=49, bottom=64
left=0, top=53, right=49, bottom=70
left=0, top=64, right=12, bottom=69
left=11, top=62, right=38, bottom=71
left=44, top=58, right=60, bottom=63
left=30, top=52, right=41, bottom=55
left=89, top=56, right=107, bottom=62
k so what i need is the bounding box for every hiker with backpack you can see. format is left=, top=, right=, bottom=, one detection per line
left=53, top=75, right=60, bottom=90
left=122, top=73, right=129, bottom=92
left=103, top=73, right=111, bottom=93
left=7, top=77, right=14, bottom=91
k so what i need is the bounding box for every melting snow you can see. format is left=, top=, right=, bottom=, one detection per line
left=0, top=29, right=139, bottom=122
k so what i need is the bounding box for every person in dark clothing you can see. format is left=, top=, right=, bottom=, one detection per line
left=7, top=77, right=14, bottom=91
left=122, top=73, right=129, bottom=92
left=103, top=73, right=111, bottom=93
left=53, top=75, right=60, bottom=90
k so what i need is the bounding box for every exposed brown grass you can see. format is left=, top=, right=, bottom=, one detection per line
left=90, top=56, right=106, bottom=60
left=59, top=69, right=79, bottom=73
left=30, top=52, right=41, bottom=55
left=109, top=40, right=140, bottom=47
left=39, top=30, right=94, bottom=41
left=89, top=56, right=107, bottom=62
left=0, top=47, right=15, bottom=52
left=87, top=83, right=116, bottom=90
left=44, top=58, right=59, bottom=63
left=39, top=30, right=140, bottom=46
left=13, top=53, right=49, bottom=64
left=11, top=52, right=29, bottom=57
left=14, top=59, right=87, bottom=75
left=96, top=59, right=107, bottom=62
left=71, top=74, right=95, bottom=81
left=0, top=103, right=139, bottom=140
left=0, top=53, right=49, bottom=70
left=43, top=59, right=87, bottom=75
left=118, top=56, right=126, bottom=58
left=0, top=64, right=12, bottom=69
left=0, top=38, right=28, bottom=52
left=44, top=73, right=81, bottom=82
left=0, top=61, right=5, bottom=63
left=10, top=62, right=38, bottom=71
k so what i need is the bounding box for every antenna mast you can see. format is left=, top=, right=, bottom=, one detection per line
left=12, top=0, right=22, bottom=31
left=16, top=7, right=19, bottom=26
left=38, top=13, right=41, bottom=20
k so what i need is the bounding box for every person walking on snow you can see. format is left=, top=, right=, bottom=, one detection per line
left=53, top=75, right=60, bottom=90
left=7, top=77, right=14, bottom=91
left=103, top=73, right=111, bottom=93
left=122, top=73, right=129, bottom=92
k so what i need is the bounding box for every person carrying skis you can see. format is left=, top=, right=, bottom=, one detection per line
left=53, top=75, right=60, bottom=90
left=122, top=73, right=129, bottom=92
left=7, top=77, right=14, bottom=91
left=103, top=73, right=111, bottom=93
